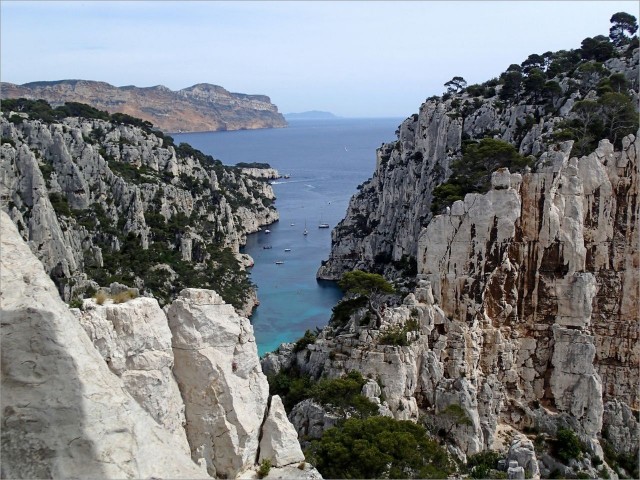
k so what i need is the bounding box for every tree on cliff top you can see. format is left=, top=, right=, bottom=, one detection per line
left=609, top=12, right=638, bottom=46
left=339, top=270, right=394, bottom=328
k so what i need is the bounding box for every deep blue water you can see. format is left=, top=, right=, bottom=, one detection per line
left=173, top=118, right=402, bottom=356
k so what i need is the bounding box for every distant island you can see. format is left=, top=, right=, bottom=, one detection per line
left=284, top=110, right=339, bottom=120
left=0, top=79, right=287, bottom=133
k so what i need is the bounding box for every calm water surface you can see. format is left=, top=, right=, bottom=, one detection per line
left=174, top=118, right=402, bottom=355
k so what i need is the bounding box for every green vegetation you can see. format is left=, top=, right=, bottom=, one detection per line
left=306, top=416, right=454, bottom=479
left=2, top=100, right=275, bottom=310
left=467, top=450, right=503, bottom=479
left=48, top=192, right=72, bottom=217
left=442, top=404, right=473, bottom=426
left=609, top=12, right=638, bottom=46
left=431, top=138, right=533, bottom=213
left=293, top=329, right=318, bottom=353
left=338, top=270, right=395, bottom=328
left=553, top=428, right=583, bottom=463
left=378, top=318, right=420, bottom=346
left=268, top=369, right=377, bottom=417
left=257, top=459, right=271, bottom=479
left=445, top=76, right=467, bottom=94
left=601, top=435, right=639, bottom=479
left=235, top=162, right=271, bottom=169
left=555, top=91, right=638, bottom=156
left=329, top=295, right=368, bottom=330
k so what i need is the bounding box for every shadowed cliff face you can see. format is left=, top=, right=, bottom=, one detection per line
left=0, top=80, right=287, bottom=132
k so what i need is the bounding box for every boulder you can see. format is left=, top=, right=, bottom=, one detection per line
left=259, top=395, right=305, bottom=467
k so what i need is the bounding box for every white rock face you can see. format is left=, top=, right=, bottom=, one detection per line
left=166, top=288, right=270, bottom=478
left=74, top=296, right=190, bottom=453
left=0, top=211, right=207, bottom=479
left=259, top=395, right=305, bottom=467
left=507, top=435, right=540, bottom=479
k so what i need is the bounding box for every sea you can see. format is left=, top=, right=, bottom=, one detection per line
left=173, top=117, right=403, bottom=356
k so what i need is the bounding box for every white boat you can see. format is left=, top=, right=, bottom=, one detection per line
left=318, top=223, right=330, bottom=229
left=265, top=229, right=270, bottom=234
left=275, top=260, right=284, bottom=265
left=303, top=220, right=308, bottom=236
left=284, top=248, right=291, bottom=252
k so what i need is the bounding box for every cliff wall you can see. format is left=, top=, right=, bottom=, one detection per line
left=268, top=134, right=638, bottom=476
left=318, top=47, right=638, bottom=281
left=1, top=80, right=287, bottom=132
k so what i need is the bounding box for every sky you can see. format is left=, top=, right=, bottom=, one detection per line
left=1, top=1, right=637, bottom=118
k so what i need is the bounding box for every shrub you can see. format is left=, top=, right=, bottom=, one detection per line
left=431, top=138, right=532, bottom=214
left=467, top=450, right=502, bottom=479
left=554, top=428, right=583, bottom=463
left=306, top=416, right=454, bottom=479
left=112, top=289, right=138, bottom=304
left=257, top=459, right=271, bottom=478
left=330, top=296, right=368, bottom=329
left=442, top=403, right=473, bottom=426
left=95, top=290, right=108, bottom=305
left=293, top=329, right=317, bottom=353
left=68, top=298, right=83, bottom=309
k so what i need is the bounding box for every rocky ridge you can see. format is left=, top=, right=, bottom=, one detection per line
left=1, top=210, right=317, bottom=479
left=0, top=105, right=278, bottom=311
left=1, top=80, right=287, bottom=132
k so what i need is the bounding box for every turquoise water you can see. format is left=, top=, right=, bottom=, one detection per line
left=173, top=118, right=402, bottom=356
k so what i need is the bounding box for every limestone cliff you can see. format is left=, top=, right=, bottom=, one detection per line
left=1, top=210, right=317, bottom=479
left=1, top=80, right=287, bottom=132
left=0, top=211, right=208, bottom=479
left=0, top=103, right=278, bottom=311
left=318, top=45, right=638, bottom=281
left=269, top=134, right=638, bottom=477
left=283, top=38, right=638, bottom=478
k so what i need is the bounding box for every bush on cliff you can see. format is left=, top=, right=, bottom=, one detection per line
left=268, top=369, right=377, bottom=418
left=431, top=138, right=532, bottom=214
left=306, top=416, right=454, bottom=479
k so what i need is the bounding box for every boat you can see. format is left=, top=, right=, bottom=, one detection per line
left=303, top=220, right=308, bottom=236
left=275, top=260, right=284, bottom=265
left=290, top=223, right=295, bottom=226
left=264, top=229, right=270, bottom=234
left=263, top=245, right=272, bottom=249
left=283, top=174, right=291, bottom=179
left=318, top=214, right=329, bottom=228
left=284, top=248, right=291, bottom=252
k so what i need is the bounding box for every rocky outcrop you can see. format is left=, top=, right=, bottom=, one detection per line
left=259, top=396, right=306, bottom=467
left=166, top=288, right=270, bottom=478
left=2, top=210, right=315, bottom=479
left=0, top=211, right=208, bottom=479
left=1, top=80, right=287, bottom=132
left=0, top=111, right=277, bottom=309
left=73, top=296, right=190, bottom=453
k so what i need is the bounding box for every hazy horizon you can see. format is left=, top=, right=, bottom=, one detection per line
left=1, top=1, right=637, bottom=118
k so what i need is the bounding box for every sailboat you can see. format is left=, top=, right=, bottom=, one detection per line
left=303, top=220, right=308, bottom=236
